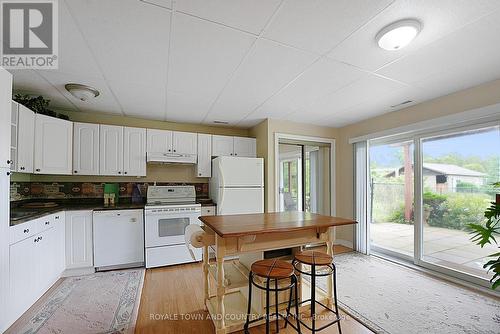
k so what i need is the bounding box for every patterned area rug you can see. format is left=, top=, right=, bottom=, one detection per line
left=315, top=252, right=500, bottom=334
left=8, top=269, right=145, bottom=334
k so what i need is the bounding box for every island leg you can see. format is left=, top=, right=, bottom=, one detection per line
left=203, top=245, right=209, bottom=310
left=215, top=236, right=226, bottom=334
left=326, top=227, right=334, bottom=308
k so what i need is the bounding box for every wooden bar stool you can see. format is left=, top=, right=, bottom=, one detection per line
left=244, top=259, right=301, bottom=334
left=289, top=250, right=341, bottom=333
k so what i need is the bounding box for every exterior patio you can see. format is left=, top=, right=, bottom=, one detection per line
left=370, top=222, right=496, bottom=280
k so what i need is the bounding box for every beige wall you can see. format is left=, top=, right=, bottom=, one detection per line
left=250, top=119, right=338, bottom=212
left=19, top=110, right=250, bottom=184
left=335, top=78, right=500, bottom=243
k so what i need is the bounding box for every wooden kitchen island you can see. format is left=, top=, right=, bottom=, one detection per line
left=199, top=212, right=357, bottom=334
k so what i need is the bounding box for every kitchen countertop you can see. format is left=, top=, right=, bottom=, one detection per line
left=10, top=198, right=216, bottom=226
left=10, top=199, right=146, bottom=226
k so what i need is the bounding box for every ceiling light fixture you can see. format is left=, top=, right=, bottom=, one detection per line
left=65, top=83, right=100, bottom=102
left=376, top=19, right=421, bottom=51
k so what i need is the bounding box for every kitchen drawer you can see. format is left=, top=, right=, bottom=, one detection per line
left=201, top=206, right=215, bottom=216
left=10, top=219, right=40, bottom=245
left=39, top=212, right=64, bottom=233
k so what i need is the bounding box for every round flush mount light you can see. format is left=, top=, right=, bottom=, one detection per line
left=376, top=19, right=421, bottom=51
left=65, top=83, right=100, bottom=101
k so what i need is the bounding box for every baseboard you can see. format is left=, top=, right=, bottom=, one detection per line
left=334, top=239, right=353, bottom=249
left=61, top=267, right=95, bottom=277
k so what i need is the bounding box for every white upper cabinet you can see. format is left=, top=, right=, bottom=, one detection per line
left=147, top=129, right=198, bottom=156
left=233, top=137, right=256, bottom=158
left=212, top=135, right=256, bottom=158
left=16, top=105, right=35, bottom=173
left=99, top=125, right=123, bottom=176
left=10, top=102, right=18, bottom=172
left=123, top=127, right=146, bottom=176
left=146, top=129, right=172, bottom=154
left=34, top=114, right=73, bottom=175
left=212, top=135, right=235, bottom=157
left=73, top=123, right=100, bottom=175
left=197, top=134, right=212, bottom=178
left=173, top=131, right=197, bottom=155
left=0, top=69, right=12, bottom=168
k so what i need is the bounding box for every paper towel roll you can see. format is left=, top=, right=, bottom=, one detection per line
left=185, top=224, right=205, bottom=261
left=185, top=224, right=205, bottom=248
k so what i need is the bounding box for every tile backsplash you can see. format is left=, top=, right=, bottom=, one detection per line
left=10, top=181, right=209, bottom=202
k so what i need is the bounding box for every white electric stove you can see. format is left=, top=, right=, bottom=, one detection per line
left=144, top=186, right=202, bottom=268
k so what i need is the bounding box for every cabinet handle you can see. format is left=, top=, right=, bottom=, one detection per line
left=55, top=216, right=59, bottom=219
left=34, top=238, right=38, bottom=243
left=45, top=221, right=50, bottom=225
left=35, top=168, right=40, bottom=172
left=7, top=160, right=11, bottom=165
left=39, top=236, right=43, bottom=241
left=74, top=170, right=78, bottom=173
left=124, top=171, right=128, bottom=175
left=199, top=173, right=202, bottom=176
left=173, top=149, right=176, bottom=152
left=24, top=229, right=29, bottom=233
left=6, top=172, right=10, bottom=176
left=168, top=149, right=171, bottom=152
left=230, top=153, right=233, bottom=156
left=234, top=153, right=237, bottom=156
left=118, top=171, right=121, bottom=174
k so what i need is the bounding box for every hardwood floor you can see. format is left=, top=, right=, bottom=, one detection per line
left=135, top=246, right=373, bottom=334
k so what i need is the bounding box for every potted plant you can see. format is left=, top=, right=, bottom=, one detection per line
left=13, top=94, right=69, bottom=120
left=467, top=182, right=500, bottom=289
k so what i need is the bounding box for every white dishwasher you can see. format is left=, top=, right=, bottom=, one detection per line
left=93, top=209, right=144, bottom=271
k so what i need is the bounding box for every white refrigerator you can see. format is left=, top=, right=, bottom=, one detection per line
left=210, top=157, right=264, bottom=215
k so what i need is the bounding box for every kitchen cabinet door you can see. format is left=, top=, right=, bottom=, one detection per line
left=212, top=135, right=234, bottom=157
left=10, top=102, right=17, bottom=172
left=123, top=127, right=146, bottom=176
left=16, top=105, right=35, bottom=173
left=172, top=131, right=197, bottom=155
left=0, top=69, right=12, bottom=169
left=233, top=137, right=256, bottom=158
left=73, top=122, right=99, bottom=175
left=9, top=236, right=35, bottom=322
left=146, top=129, right=172, bottom=154
left=54, top=213, right=66, bottom=275
left=197, top=134, right=211, bottom=177
left=34, top=114, right=73, bottom=174
left=36, top=227, right=58, bottom=296
left=65, top=211, right=93, bottom=269
left=99, top=125, right=123, bottom=176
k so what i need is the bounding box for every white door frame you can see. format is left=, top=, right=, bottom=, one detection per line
left=274, top=133, right=336, bottom=216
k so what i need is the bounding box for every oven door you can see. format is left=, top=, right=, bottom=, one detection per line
left=145, top=210, right=200, bottom=248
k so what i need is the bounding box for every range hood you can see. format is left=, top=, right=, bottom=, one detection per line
left=147, top=152, right=197, bottom=164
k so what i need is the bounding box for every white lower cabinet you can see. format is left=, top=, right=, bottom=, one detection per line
left=65, top=211, right=93, bottom=270
left=8, top=212, right=65, bottom=324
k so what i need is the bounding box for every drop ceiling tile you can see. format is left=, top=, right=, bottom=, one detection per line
left=168, top=13, right=256, bottom=101
left=65, top=0, right=171, bottom=86
left=251, top=57, right=365, bottom=119
left=328, top=0, right=500, bottom=71
left=37, top=71, right=122, bottom=114
left=206, top=39, right=317, bottom=123
left=285, top=74, right=408, bottom=122
left=264, top=0, right=393, bottom=54
left=110, top=81, right=166, bottom=120
left=55, top=0, right=103, bottom=79
left=166, top=90, right=213, bottom=123
left=139, top=0, right=172, bottom=10
left=175, top=0, right=281, bottom=35
left=377, top=10, right=500, bottom=88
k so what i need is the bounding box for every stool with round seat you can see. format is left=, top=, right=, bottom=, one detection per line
left=288, top=250, right=341, bottom=333
left=244, top=259, right=301, bottom=334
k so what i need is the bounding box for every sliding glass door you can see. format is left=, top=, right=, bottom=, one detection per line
left=369, top=140, right=414, bottom=259
left=419, top=125, right=500, bottom=280
left=365, top=122, right=500, bottom=285
left=278, top=142, right=331, bottom=214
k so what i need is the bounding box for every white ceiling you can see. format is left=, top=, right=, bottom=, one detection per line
left=8, top=0, right=500, bottom=128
